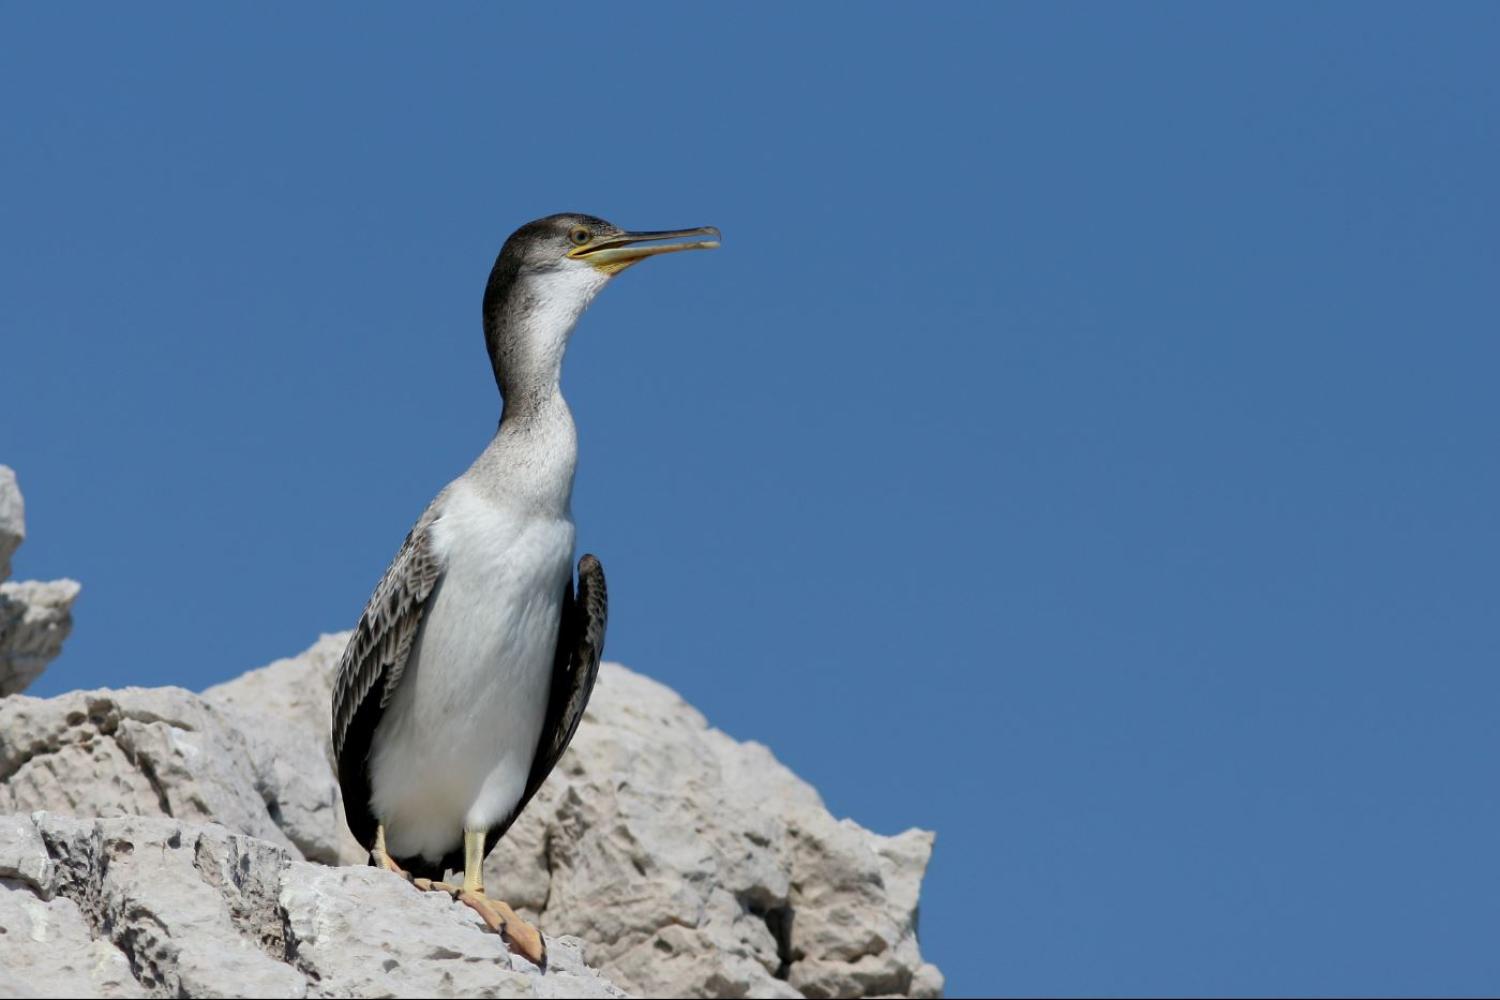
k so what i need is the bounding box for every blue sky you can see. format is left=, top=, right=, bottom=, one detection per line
left=3, top=5, right=1497, bottom=996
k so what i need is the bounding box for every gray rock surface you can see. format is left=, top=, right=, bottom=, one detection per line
left=0, top=683, right=355, bottom=868
left=202, top=631, right=348, bottom=764
left=209, top=635, right=944, bottom=999
left=2, top=632, right=942, bottom=998
left=484, top=665, right=944, bottom=1000
left=0, top=466, right=21, bottom=581
left=0, top=466, right=80, bottom=697
left=0, top=811, right=623, bottom=998
left=0, top=580, right=80, bottom=698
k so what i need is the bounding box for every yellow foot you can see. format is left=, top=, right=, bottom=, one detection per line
left=459, top=891, right=547, bottom=967
left=372, top=850, right=411, bottom=881
left=410, top=880, right=546, bottom=967
left=372, top=826, right=412, bottom=881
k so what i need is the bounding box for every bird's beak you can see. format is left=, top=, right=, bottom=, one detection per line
left=568, top=226, right=721, bottom=274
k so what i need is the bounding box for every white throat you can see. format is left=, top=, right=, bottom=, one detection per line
left=490, top=261, right=610, bottom=423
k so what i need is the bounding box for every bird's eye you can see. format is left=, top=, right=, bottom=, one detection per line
left=568, top=226, right=591, bottom=247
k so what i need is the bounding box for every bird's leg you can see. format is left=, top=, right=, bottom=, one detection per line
left=372, top=825, right=411, bottom=880
left=453, top=829, right=547, bottom=967
left=400, top=831, right=545, bottom=965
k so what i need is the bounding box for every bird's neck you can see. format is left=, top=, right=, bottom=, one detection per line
left=467, top=376, right=578, bottom=516
left=490, top=316, right=569, bottom=430
left=479, top=269, right=596, bottom=512
left=487, top=340, right=580, bottom=514
left=484, top=267, right=604, bottom=428
left=485, top=389, right=578, bottom=515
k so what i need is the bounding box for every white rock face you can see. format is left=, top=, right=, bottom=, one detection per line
left=0, top=633, right=943, bottom=998
left=0, top=466, right=22, bottom=581
left=0, top=812, right=623, bottom=998
left=202, top=631, right=348, bottom=763
left=211, top=635, right=945, bottom=999
left=0, top=466, right=80, bottom=697
left=0, top=579, right=80, bottom=696
left=480, top=665, right=944, bottom=999
left=0, top=684, right=357, bottom=867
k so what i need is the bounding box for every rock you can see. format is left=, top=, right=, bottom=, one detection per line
left=202, top=631, right=347, bottom=762
left=0, top=579, right=81, bottom=697
left=201, top=631, right=367, bottom=865
left=0, top=466, right=22, bottom=581
left=0, top=811, right=624, bottom=998
left=0, top=466, right=80, bottom=697
left=0, top=684, right=358, bottom=867
left=486, top=665, right=944, bottom=1000
left=211, top=635, right=944, bottom=998
left=2, top=632, right=943, bottom=998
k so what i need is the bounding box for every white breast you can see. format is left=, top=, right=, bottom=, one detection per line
left=368, top=479, right=575, bottom=863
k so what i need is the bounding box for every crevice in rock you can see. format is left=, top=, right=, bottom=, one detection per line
left=764, top=905, right=795, bottom=981
left=277, top=894, right=322, bottom=985
left=190, top=835, right=224, bottom=890
left=189, top=830, right=307, bottom=984
left=34, top=819, right=155, bottom=995
left=539, top=827, right=556, bottom=913
left=113, top=740, right=172, bottom=818
left=256, top=782, right=293, bottom=847
left=745, top=898, right=796, bottom=981
left=111, top=903, right=173, bottom=994
left=138, top=757, right=173, bottom=818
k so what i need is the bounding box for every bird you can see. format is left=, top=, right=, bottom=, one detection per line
left=330, top=213, right=720, bottom=965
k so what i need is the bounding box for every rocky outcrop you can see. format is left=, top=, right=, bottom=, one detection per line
left=0, top=580, right=80, bottom=697
left=479, top=665, right=942, bottom=999
left=0, top=683, right=357, bottom=867
left=0, top=812, right=622, bottom=998
left=0, top=466, right=80, bottom=697
left=213, top=636, right=943, bottom=998
left=0, top=467, right=22, bottom=581
left=1, top=632, right=942, bottom=998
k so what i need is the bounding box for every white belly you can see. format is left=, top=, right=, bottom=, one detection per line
left=368, top=482, right=575, bottom=863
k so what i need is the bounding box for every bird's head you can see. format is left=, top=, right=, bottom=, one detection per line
left=558, top=213, right=720, bottom=275
left=491, top=212, right=718, bottom=300
left=483, top=214, right=719, bottom=403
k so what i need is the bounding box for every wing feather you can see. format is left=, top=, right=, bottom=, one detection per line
left=331, top=508, right=443, bottom=851
left=530, top=552, right=608, bottom=801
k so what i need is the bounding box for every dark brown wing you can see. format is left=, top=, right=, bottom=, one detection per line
left=527, top=553, right=608, bottom=805
left=331, top=509, right=443, bottom=853
left=477, top=552, right=607, bottom=860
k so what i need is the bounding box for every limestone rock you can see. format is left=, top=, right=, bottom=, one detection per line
left=0, top=466, right=21, bottom=581
left=0, top=579, right=80, bottom=697
left=213, top=634, right=944, bottom=999
left=0, top=684, right=355, bottom=867
left=0, top=473, right=940, bottom=996
left=486, top=665, right=944, bottom=1000
left=0, top=812, right=624, bottom=998
left=2, top=631, right=942, bottom=997
left=201, top=631, right=367, bottom=865
left=0, top=466, right=80, bottom=697
left=202, top=631, right=347, bottom=762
